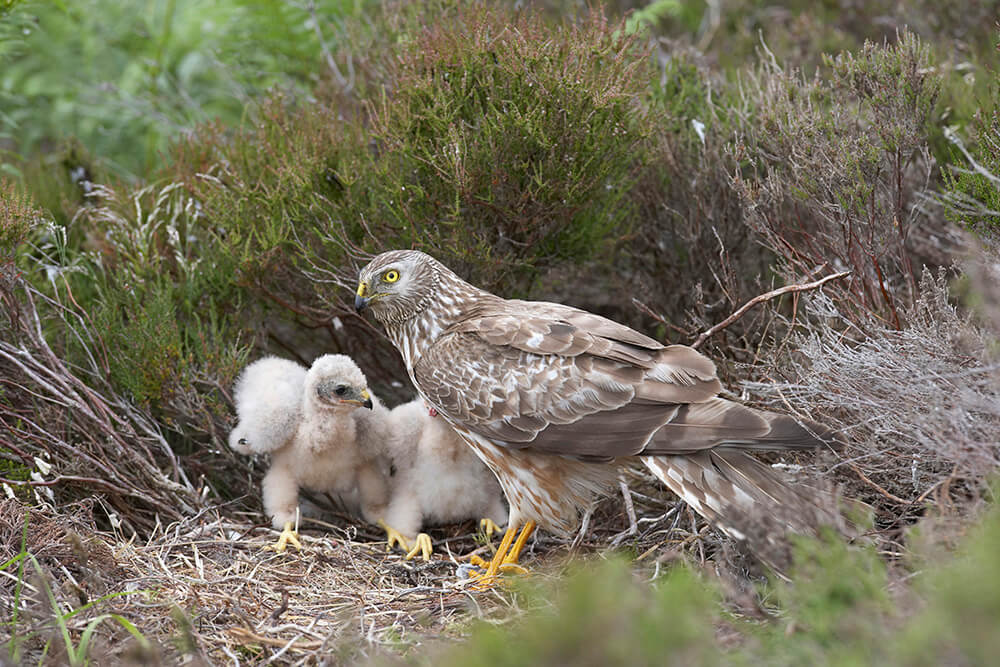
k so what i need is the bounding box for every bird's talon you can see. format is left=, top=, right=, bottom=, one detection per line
left=461, top=521, right=535, bottom=587
left=267, top=522, right=302, bottom=553
left=497, top=562, right=529, bottom=575
left=404, top=533, right=433, bottom=561
left=468, top=553, right=490, bottom=568
left=465, top=570, right=515, bottom=590
left=479, top=518, right=501, bottom=539
left=378, top=519, right=410, bottom=553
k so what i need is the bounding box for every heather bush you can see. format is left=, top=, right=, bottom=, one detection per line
left=0, top=187, right=204, bottom=531
left=732, top=31, right=940, bottom=331
left=623, top=50, right=772, bottom=354
left=312, top=7, right=654, bottom=292
left=942, top=111, right=1000, bottom=240
left=744, top=269, right=999, bottom=530
left=738, top=32, right=1000, bottom=519
left=156, top=7, right=660, bottom=400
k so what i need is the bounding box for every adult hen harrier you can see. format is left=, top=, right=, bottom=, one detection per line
left=355, top=250, right=843, bottom=579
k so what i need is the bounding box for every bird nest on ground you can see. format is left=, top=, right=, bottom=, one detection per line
left=0, top=467, right=749, bottom=665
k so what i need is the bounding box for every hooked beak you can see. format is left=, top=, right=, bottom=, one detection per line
left=317, top=384, right=374, bottom=409
left=355, top=282, right=370, bottom=313
left=340, top=387, right=374, bottom=410
left=359, top=389, right=374, bottom=410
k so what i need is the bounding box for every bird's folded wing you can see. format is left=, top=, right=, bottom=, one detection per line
left=414, top=308, right=734, bottom=459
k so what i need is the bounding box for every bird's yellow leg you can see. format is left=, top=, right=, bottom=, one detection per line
left=481, top=523, right=517, bottom=577
left=404, top=533, right=433, bottom=561
left=466, top=523, right=522, bottom=586
left=500, top=520, right=536, bottom=570
left=377, top=519, right=410, bottom=553
left=466, top=521, right=536, bottom=583
left=268, top=521, right=302, bottom=553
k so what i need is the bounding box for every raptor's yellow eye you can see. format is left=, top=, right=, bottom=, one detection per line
left=383, top=270, right=400, bottom=283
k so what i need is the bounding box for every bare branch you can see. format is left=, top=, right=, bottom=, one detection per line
left=691, top=271, right=851, bottom=349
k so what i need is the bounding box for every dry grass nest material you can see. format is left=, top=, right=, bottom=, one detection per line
left=0, top=467, right=767, bottom=664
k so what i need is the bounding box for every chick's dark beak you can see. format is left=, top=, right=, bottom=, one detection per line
left=355, top=388, right=374, bottom=410
left=316, top=383, right=373, bottom=409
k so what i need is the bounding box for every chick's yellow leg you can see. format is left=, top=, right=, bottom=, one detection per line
left=377, top=519, right=410, bottom=553
left=269, top=521, right=302, bottom=552
left=479, top=518, right=502, bottom=539
left=404, top=533, right=434, bottom=561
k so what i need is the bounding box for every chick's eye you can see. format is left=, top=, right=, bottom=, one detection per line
left=335, top=385, right=347, bottom=396
left=383, top=269, right=399, bottom=283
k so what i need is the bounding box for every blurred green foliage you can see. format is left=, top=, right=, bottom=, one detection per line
left=428, top=558, right=724, bottom=667
left=898, top=499, right=1000, bottom=665
left=417, top=503, right=1000, bottom=666
left=0, top=0, right=370, bottom=180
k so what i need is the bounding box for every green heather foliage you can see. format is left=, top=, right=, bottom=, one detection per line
left=943, top=111, right=1000, bottom=239
left=354, top=9, right=650, bottom=289
left=0, top=179, right=36, bottom=265
left=169, top=94, right=353, bottom=292
left=177, top=7, right=655, bottom=301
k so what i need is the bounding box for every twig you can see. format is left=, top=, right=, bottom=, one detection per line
left=610, top=477, right=639, bottom=548
left=630, top=298, right=691, bottom=338
left=227, top=627, right=324, bottom=651
left=845, top=462, right=912, bottom=505
left=306, top=0, right=353, bottom=93
left=267, top=589, right=290, bottom=625
left=691, top=270, right=851, bottom=349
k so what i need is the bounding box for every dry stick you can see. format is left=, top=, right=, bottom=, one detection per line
left=631, top=298, right=692, bottom=338
left=306, top=0, right=352, bottom=92
left=619, top=476, right=638, bottom=537
left=845, top=462, right=911, bottom=506
left=690, top=270, right=851, bottom=350
left=268, top=589, right=291, bottom=625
